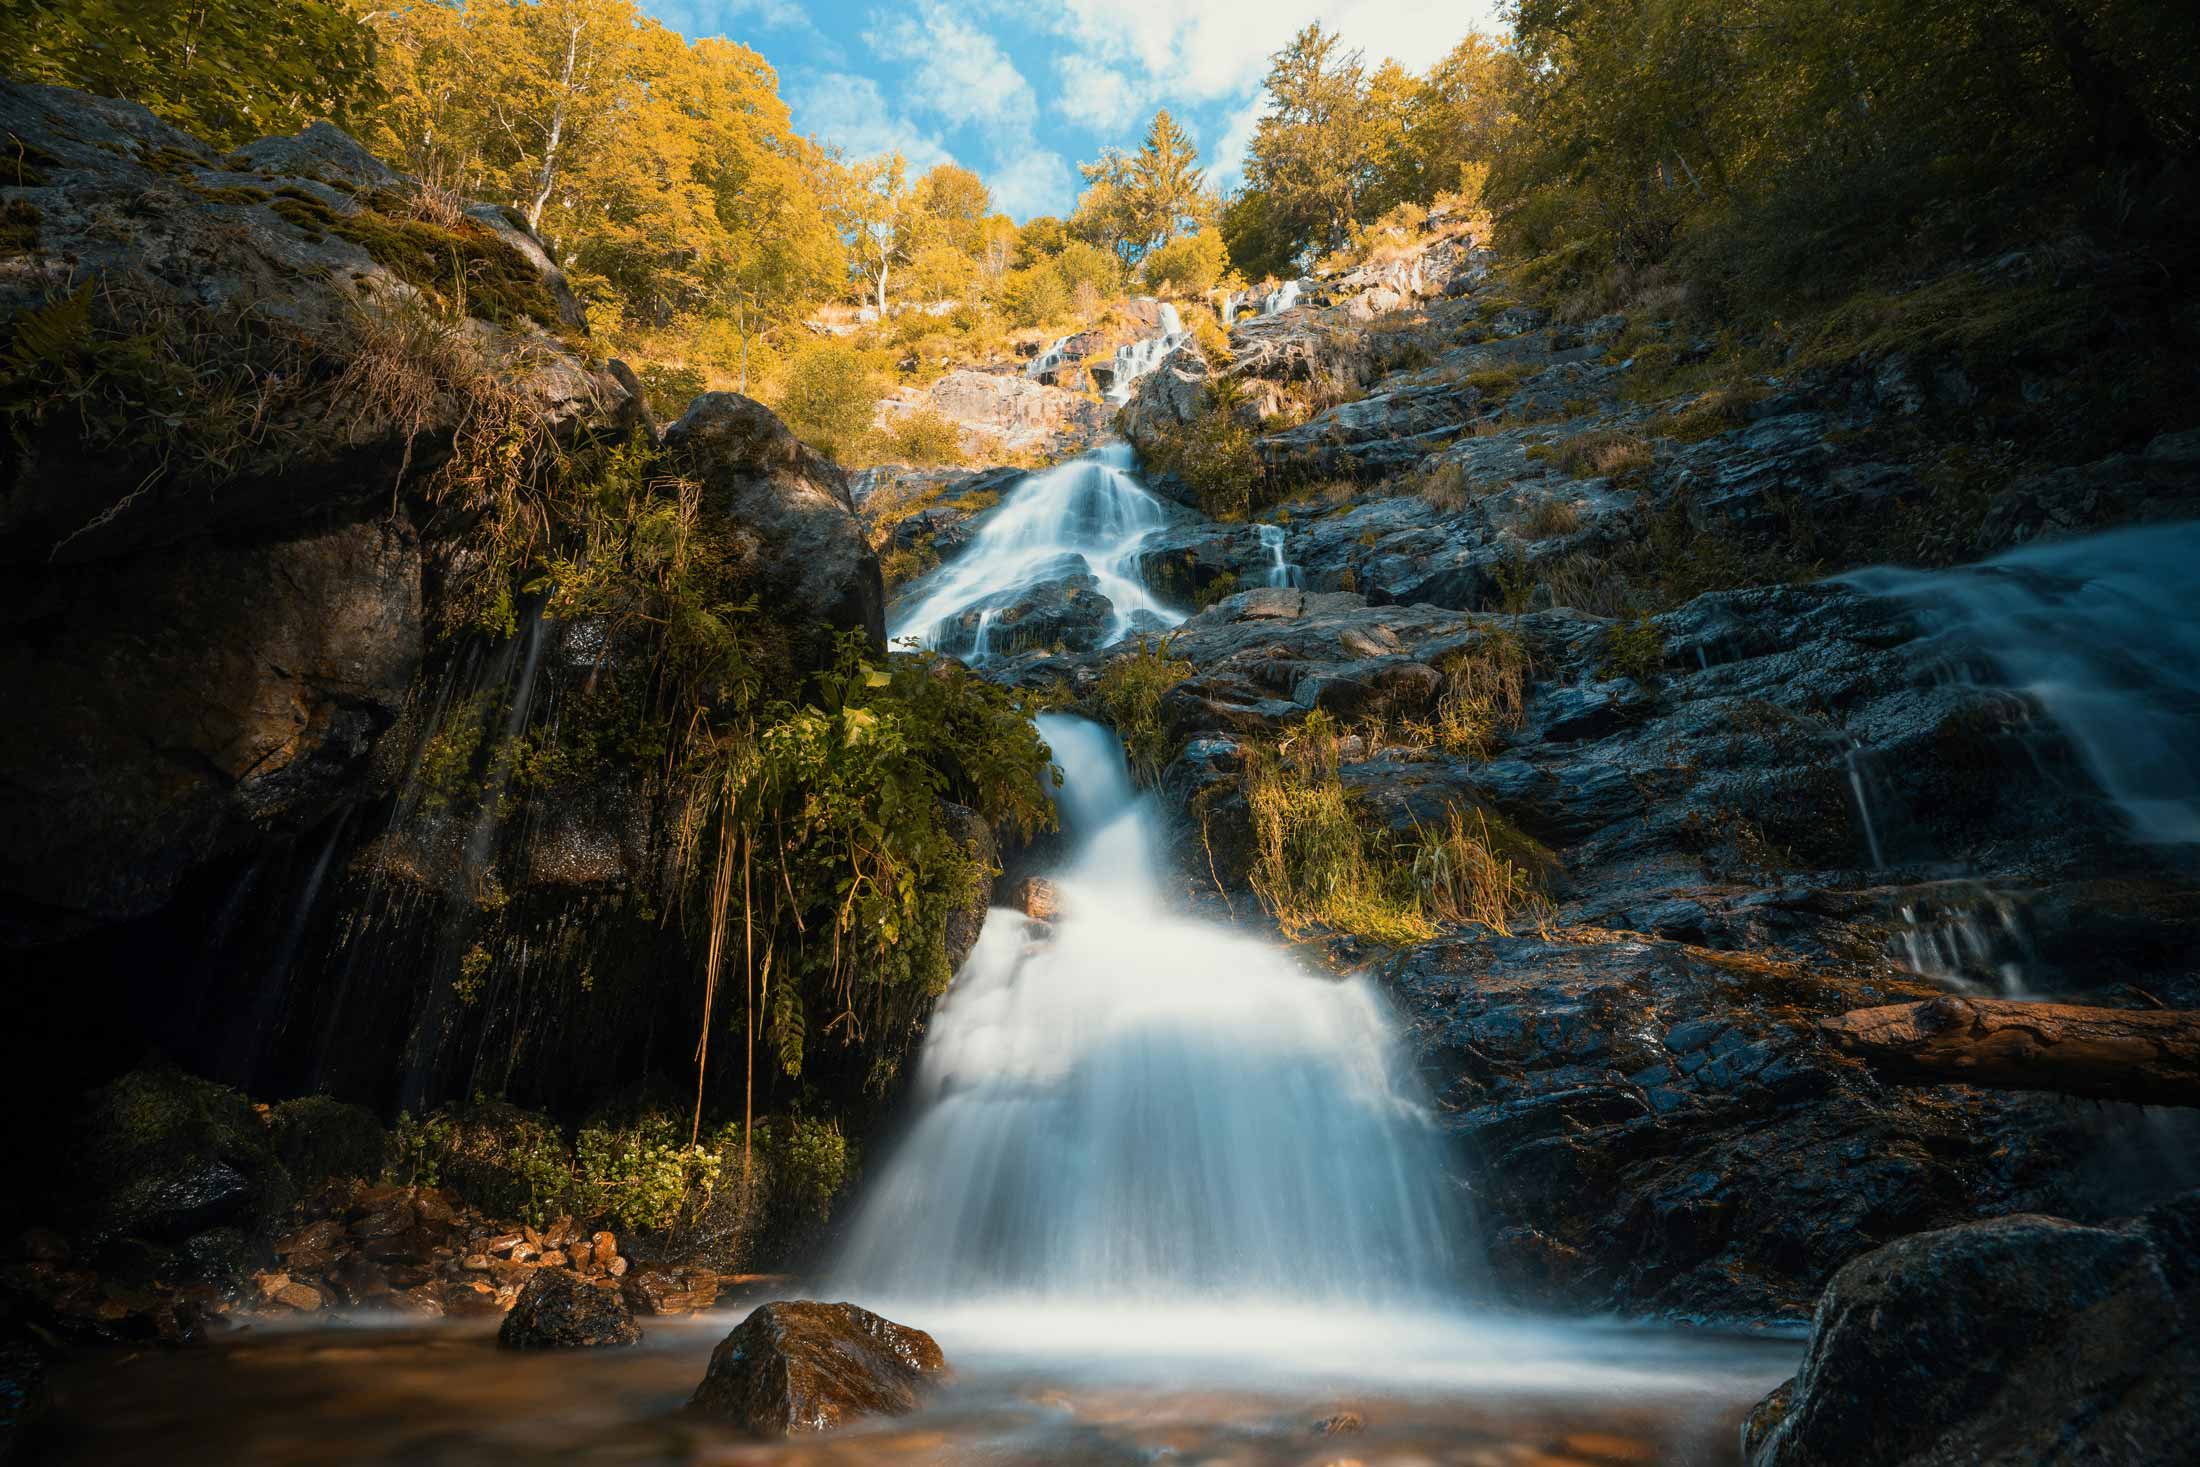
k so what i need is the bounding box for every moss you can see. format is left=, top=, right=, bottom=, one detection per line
left=1601, top=613, right=1666, bottom=683
left=2, top=136, right=62, bottom=188
left=270, top=1095, right=388, bottom=1189
left=75, top=1066, right=295, bottom=1240
left=389, top=1099, right=574, bottom=1223
left=141, top=144, right=217, bottom=178
left=269, top=190, right=564, bottom=332
left=187, top=182, right=272, bottom=206
left=0, top=199, right=38, bottom=253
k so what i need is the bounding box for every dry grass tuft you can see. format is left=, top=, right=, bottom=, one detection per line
left=1516, top=496, right=1584, bottom=539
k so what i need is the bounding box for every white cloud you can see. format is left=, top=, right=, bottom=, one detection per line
left=1206, top=94, right=1268, bottom=194
left=987, top=148, right=1077, bottom=221
left=659, top=0, right=841, bottom=62
left=1050, top=0, right=1505, bottom=104
left=865, top=2, right=1039, bottom=131
left=790, top=72, right=955, bottom=171
left=1053, top=55, right=1149, bottom=134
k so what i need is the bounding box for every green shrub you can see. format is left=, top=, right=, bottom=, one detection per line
left=637, top=362, right=706, bottom=422
left=388, top=1099, right=572, bottom=1225
left=1140, top=391, right=1264, bottom=519
left=1602, top=613, right=1666, bottom=683
left=1094, top=634, right=1194, bottom=781
left=1143, top=228, right=1230, bottom=296
left=773, top=339, right=883, bottom=462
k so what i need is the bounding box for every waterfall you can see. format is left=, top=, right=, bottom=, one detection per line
left=1106, top=303, right=1187, bottom=405
left=889, top=442, right=1185, bottom=661
left=1258, top=522, right=1302, bottom=589
left=831, top=713, right=1472, bottom=1312
left=1262, top=279, right=1304, bottom=316
left=1845, top=522, right=2200, bottom=846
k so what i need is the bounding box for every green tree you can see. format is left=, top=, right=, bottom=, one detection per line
left=1239, top=25, right=1376, bottom=261
left=827, top=151, right=915, bottom=316
left=1071, top=109, right=1215, bottom=265
left=4, top=0, right=382, bottom=148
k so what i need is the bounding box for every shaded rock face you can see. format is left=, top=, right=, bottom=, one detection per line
left=0, top=517, right=422, bottom=943
left=496, top=1269, right=641, bottom=1349
left=689, top=1300, right=948, bottom=1436
left=0, top=81, right=626, bottom=956
left=1744, top=1200, right=2200, bottom=1466
left=665, top=394, right=885, bottom=652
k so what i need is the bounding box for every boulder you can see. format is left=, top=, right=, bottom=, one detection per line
left=72, top=1068, right=292, bottom=1244
left=1744, top=1199, right=2200, bottom=1466
left=688, top=1300, right=948, bottom=1435
left=1005, top=876, right=1059, bottom=920
left=496, top=1270, right=642, bottom=1349
left=664, top=394, right=884, bottom=653
left=872, top=369, right=1106, bottom=458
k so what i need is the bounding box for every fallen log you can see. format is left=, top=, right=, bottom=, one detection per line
left=1820, top=995, right=2200, bottom=1109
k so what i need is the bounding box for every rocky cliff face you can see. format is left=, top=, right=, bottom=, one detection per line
left=975, top=217, right=2200, bottom=1327
left=0, top=85, right=891, bottom=1132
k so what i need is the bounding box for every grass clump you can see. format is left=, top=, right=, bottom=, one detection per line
left=1550, top=428, right=1652, bottom=480
left=1095, top=634, right=1193, bottom=781
left=1410, top=805, right=1555, bottom=936
left=1244, top=719, right=1435, bottom=947
left=1601, top=613, right=1666, bottom=683
left=1516, top=495, right=1584, bottom=539
left=1423, top=630, right=1532, bottom=755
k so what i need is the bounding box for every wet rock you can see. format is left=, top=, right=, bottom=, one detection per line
left=664, top=394, right=885, bottom=653
left=1005, top=876, right=1060, bottom=920
left=942, top=803, right=996, bottom=974
left=71, top=1068, right=292, bottom=1244
left=269, top=1097, right=388, bottom=1191
left=496, top=1270, right=641, bottom=1350
left=1312, top=1412, right=1365, bottom=1436
left=688, top=1300, right=948, bottom=1435
left=1744, top=1198, right=2200, bottom=1466
left=622, top=1268, right=719, bottom=1316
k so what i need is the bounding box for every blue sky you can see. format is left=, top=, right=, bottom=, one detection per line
left=644, top=1, right=1502, bottom=222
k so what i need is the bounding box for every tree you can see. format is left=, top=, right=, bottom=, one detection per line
left=4, top=0, right=382, bottom=149
left=1142, top=228, right=1230, bottom=296
left=828, top=152, right=915, bottom=316
left=1239, top=25, right=1376, bottom=261
left=1071, top=109, right=1215, bottom=266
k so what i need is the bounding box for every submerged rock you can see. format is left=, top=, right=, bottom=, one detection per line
left=1744, top=1197, right=2200, bottom=1466
left=688, top=1300, right=948, bottom=1435
left=496, top=1270, right=641, bottom=1349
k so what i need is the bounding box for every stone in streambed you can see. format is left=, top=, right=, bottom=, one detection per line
left=496, top=1270, right=641, bottom=1349
left=688, top=1300, right=948, bottom=1435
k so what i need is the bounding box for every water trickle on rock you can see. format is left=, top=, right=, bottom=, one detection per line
left=831, top=713, right=1473, bottom=1312
left=1258, top=522, right=1303, bottom=590
left=1846, top=522, right=2200, bottom=847
left=889, top=443, right=1184, bottom=662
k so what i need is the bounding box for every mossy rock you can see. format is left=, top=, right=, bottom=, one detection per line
left=265, top=189, right=565, bottom=333
left=73, top=1067, right=294, bottom=1243
left=269, top=1096, right=387, bottom=1189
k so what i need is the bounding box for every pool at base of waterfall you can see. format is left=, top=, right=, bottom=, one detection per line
left=41, top=1306, right=1801, bottom=1467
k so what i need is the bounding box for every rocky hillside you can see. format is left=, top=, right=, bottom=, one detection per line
left=886, top=211, right=2200, bottom=1329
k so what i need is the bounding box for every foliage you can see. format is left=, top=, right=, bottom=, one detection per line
left=1487, top=0, right=2200, bottom=320
left=1094, top=634, right=1194, bottom=782
left=6, top=0, right=382, bottom=149
left=269, top=1096, right=389, bottom=1190
left=773, top=339, right=881, bottom=462
left=1139, top=389, right=1266, bottom=519
left=873, top=407, right=964, bottom=467
left=769, top=1114, right=853, bottom=1224
left=1410, top=805, right=1554, bottom=936
left=1602, top=613, right=1667, bottom=684
left=573, top=1110, right=726, bottom=1233
left=1072, top=110, right=1214, bottom=266
left=1143, top=228, right=1231, bottom=296
left=389, top=1100, right=573, bottom=1224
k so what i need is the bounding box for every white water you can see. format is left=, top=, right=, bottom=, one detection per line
left=1262, top=278, right=1304, bottom=316
left=831, top=713, right=1476, bottom=1354
left=888, top=443, right=1184, bottom=661
left=1257, top=522, right=1302, bottom=589
left=1846, top=522, right=2200, bottom=845
left=1106, top=302, right=1187, bottom=405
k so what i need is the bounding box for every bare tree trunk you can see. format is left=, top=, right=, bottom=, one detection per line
left=1821, top=996, right=2200, bottom=1109
left=526, top=18, right=584, bottom=235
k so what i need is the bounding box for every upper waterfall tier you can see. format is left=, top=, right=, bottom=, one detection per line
left=888, top=443, right=1185, bottom=663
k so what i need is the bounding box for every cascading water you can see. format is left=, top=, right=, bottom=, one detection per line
left=1106, top=303, right=1187, bottom=405
left=1845, top=522, right=2200, bottom=846
left=1262, top=278, right=1304, bottom=316
left=889, top=443, right=1184, bottom=661
left=1257, top=522, right=1302, bottom=589
left=833, top=714, right=1468, bottom=1307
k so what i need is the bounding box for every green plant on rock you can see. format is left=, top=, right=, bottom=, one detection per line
left=1603, top=613, right=1666, bottom=683
left=1139, top=383, right=1265, bottom=519
left=1095, top=634, right=1194, bottom=782
left=1241, top=727, right=1434, bottom=948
